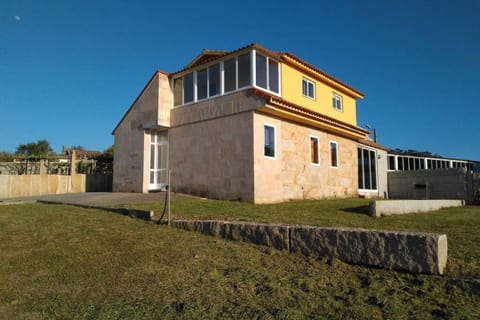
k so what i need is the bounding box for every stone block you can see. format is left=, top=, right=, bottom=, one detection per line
left=172, top=220, right=224, bottom=237
left=289, top=226, right=447, bottom=275
left=223, top=222, right=290, bottom=250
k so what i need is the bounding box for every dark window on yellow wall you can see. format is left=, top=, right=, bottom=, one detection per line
left=302, top=79, right=315, bottom=99
left=332, top=93, right=342, bottom=111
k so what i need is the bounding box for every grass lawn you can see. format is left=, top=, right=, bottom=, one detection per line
left=0, top=201, right=479, bottom=319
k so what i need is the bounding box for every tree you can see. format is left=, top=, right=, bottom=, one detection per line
left=0, top=151, right=14, bottom=162
left=15, top=139, right=55, bottom=158
left=104, top=145, right=114, bottom=158
left=390, top=148, right=442, bottom=158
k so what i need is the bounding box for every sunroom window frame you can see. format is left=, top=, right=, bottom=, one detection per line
left=173, top=49, right=281, bottom=107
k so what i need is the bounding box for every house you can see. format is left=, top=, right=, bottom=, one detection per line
left=112, top=43, right=388, bottom=203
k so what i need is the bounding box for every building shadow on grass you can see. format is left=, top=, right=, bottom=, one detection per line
left=340, top=205, right=370, bottom=216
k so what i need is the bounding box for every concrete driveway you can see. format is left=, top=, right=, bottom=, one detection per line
left=2, top=192, right=194, bottom=207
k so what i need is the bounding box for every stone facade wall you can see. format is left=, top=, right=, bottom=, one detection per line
left=253, top=112, right=359, bottom=203
left=172, top=219, right=448, bottom=275
left=113, top=72, right=169, bottom=193
left=113, top=120, right=148, bottom=193
left=169, top=91, right=267, bottom=201
left=170, top=90, right=265, bottom=127
left=169, top=111, right=255, bottom=201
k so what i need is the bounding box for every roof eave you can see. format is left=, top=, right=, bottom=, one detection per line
left=112, top=70, right=169, bottom=135
left=281, top=53, right=364, bottom=99
left=251, top=88, right=368, bottom=140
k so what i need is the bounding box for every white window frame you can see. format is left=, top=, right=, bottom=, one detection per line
left=253, top=51, right=280, bottom=95
left=329, top=140, right=338, bottom=168
left=302, top=78, right=315, bottom=100
left=310, top=135, right=320, bottom=166
left=358, top=146, right=378, bottom=192
left=149, top=130, right=169, bottom=191
left=263, top=123, right=276, bottom=159
left=332, top=93, right=343, bottom=111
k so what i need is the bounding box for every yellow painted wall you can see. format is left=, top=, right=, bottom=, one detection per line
left=281, top=64, right=357, bottom=125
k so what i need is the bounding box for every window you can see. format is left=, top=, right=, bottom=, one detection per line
left=268, top=59, right=279, bottom=93
left=332, top=93, right=342, bottom=111
left=358, top=147, right=377, bottom=190
left=197, top=68, right=208, bottom=100
left=264, top=124, right=275, bottom=158
left=388, top=155, right=395, bottom=170
left=177, top=50, right=279, bottom=107
left=149, top=131, right=168, bottom=190
left=183, top=72, right=194, bottom=104
left=256, top=54, right=267, bottom=89
left=237, top=52, right=251, bottom=88
left=310, top=136, right=319, bottom=165
left=255, top=53, right=279, bottom=93
left=224, top=58, right=236, bottom=92
left=302, top=79, right=315, bottom=99
left=173, top=77, right=183, bottom=106
left=330, top=141, right=338, bottom=167
left=208, top=63, right=220, bottom=97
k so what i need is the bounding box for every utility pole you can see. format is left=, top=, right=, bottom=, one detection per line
left=365, top=125, right=377, bottom=143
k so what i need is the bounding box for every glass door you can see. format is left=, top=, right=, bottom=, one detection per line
left=149, top=130, right=168, bottom=190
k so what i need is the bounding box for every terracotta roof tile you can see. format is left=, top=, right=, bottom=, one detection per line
left=280, top=52, right=364, bottom=98
left=251, top=88, right=368, bottom=136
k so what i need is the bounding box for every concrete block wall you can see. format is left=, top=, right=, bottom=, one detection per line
left=172, top=219, right=448, bottom=275
left=369, top=199, right=464, bottom=217
left=388, top=168, right=476, bottom=203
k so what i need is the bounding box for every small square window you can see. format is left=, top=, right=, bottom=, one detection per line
left=302, top=79, right=315, bottom=99
left=332, top=93, right=342, bottom=111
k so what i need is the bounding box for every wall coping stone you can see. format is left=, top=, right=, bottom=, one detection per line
left=172, top=219, right=447, bottom=275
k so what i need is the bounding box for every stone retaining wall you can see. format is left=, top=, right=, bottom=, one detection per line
left=172, top=219, right=447, bottom=275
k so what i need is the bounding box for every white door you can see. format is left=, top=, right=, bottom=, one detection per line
left=149, top=130, right=168, bottom=190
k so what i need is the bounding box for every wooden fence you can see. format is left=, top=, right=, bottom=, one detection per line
left=0, top=152, right=113, bottom=199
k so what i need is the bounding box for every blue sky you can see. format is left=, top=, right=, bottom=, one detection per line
left=1, top=0, right=479, bottom=160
